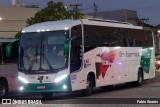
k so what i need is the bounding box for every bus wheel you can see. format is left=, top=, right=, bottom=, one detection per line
left=82, top=76, right=93, bottom=96
left=0, top=81, right=7, bottom=98
left=137, top=70, right=143, bottom=86
left=41, top=92, right=53, bottom=98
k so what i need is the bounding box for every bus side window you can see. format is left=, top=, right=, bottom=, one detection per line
left=70, top=25, right=82, bottom=73
left=70, top=37, right=82, bottom=73
left=0, top=44, right=2, bottom=63
left=2, top=41, right=18, bottom=63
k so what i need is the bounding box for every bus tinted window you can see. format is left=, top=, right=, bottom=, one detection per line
left=84, top=25, right=153, bottom=50
left=144, top=30, right=153, bottom=47
left=84, top=25, right=123, bottom=52
left=126, top=29, right=153, bottom=47
left=2, top=41, right=18, bottom=63
left=70, top=25, right=82, bottom=72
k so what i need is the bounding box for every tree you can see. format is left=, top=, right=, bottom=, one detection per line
left=26, top=1, right=84, bottom=25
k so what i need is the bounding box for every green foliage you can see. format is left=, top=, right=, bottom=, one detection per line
left=15, top=31, right=21, bottom=38
left=26, top=1, right=84, bottom=25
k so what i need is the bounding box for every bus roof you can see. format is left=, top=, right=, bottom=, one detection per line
left=22, top=19, right=143, bottom=33
left=0, top=38, right=18, bottom=43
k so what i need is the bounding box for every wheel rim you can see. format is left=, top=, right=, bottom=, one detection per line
left=86, top=78, right=92, bottom=94
left=138, top=74, right=142, bottom=85
left=0, top=85, right=6, bottom=97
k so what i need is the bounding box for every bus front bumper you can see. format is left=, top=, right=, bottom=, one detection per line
left=18, top=76, right=72, bottom=93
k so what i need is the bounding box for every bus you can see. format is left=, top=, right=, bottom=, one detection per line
left=18, top=19, right=155, bottom=98
left=0, top=38, right=19, bottom=97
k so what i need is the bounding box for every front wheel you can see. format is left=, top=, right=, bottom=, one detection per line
left=82, top=76, right=93, bottom=96
left=41, top=92, right=53, bottom=98
left=0, top=81, right=7, bottom=98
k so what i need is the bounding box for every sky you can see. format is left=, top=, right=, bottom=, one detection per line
left=0, top=0, right=160, bottom=26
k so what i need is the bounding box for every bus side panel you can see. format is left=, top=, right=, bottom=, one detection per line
left=83, top=47, right=119, bottom=87
left=141, top=47, right=154, bottom=80
left=149, top=47, right=155, bottom=79
left=123, top=47, right=141, bottom=82
left=0, top=64, right=18, bottom=91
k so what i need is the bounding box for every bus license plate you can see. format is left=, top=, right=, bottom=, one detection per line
left=37, top=86, right=45, bottom=90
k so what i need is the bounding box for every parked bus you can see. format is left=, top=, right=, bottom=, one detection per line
left=18, top=19, right=155, bottom=98
left=0, top=38, right=19, bottom=97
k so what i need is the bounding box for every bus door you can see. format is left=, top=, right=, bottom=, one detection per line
left=70, top=24, right=86, bottom=91
left=0, top=43, right=2, bottom=64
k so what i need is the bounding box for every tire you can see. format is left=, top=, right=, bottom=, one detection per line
left=82, top=76, right=93, bottom=96
left=136, top=70, right=143, bottom=86
left=0, top=81, right=7, bottom=98
left=41, top=92, right=53, bottom=98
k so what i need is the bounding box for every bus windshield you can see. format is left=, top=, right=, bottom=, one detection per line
left=19, top=30, right=69, bottom=74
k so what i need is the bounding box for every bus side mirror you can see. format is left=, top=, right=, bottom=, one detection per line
left=64, top=40, right=69, bottom=55
left=6, top=43, right=12, bottom=57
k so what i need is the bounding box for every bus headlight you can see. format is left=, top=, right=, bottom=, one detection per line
left=54, top=74, right=68, bottom=83
left=18, top=76, right=29, bottom=84
left=63, top=84, right=67, bottom=89
left=19, top=86, right=24, bottom=91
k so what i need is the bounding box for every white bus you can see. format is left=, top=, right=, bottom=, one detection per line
left=0, top=38, right=19, bottom=97
left=18, top=19, right=155, bottom=98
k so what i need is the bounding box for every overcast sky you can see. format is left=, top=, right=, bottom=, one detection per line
left=0, top=0, right=160, bottom=25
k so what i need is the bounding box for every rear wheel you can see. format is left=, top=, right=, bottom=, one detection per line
left=136, top=69, right=143, bottom=86
left=82, top=76, right=93, bottom=96
left=41, top=92, right=53, bottom=98
left=0, top=81, right=7, bottom=98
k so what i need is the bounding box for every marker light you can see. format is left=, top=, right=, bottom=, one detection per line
left=114, top=47, right=121, bottom=49
left=54, top=74, right=67, bottom=83
left=22, top=30, right=25, bottom=33
left=18, top=76, right=29, bottom=84
left=46, top=29, right=50, bottom=31
left=19, top=86, right=24, bottom=91
left=64, top=27, right=69, bottom=30
left=41, top=29, right=45, bottom=32
left=37, top=29, right=41, bottom=32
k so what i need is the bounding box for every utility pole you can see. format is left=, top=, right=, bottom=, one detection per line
left=93, top=3, right=98, bottom=18
left=70, top=3, right=82, bottom=9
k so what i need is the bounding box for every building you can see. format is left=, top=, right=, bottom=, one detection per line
left=87, top=9, right=139, bottom=25
left=86, top=9, right=159, bottom=54
left=0, top=5, right=39, bottom=37
left=87, top=9, right=154, bottom=27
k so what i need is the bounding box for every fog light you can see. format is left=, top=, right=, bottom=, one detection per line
left=19, top=86, right=24, bottom=91
left=63, top=84, right=67, bottom=89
